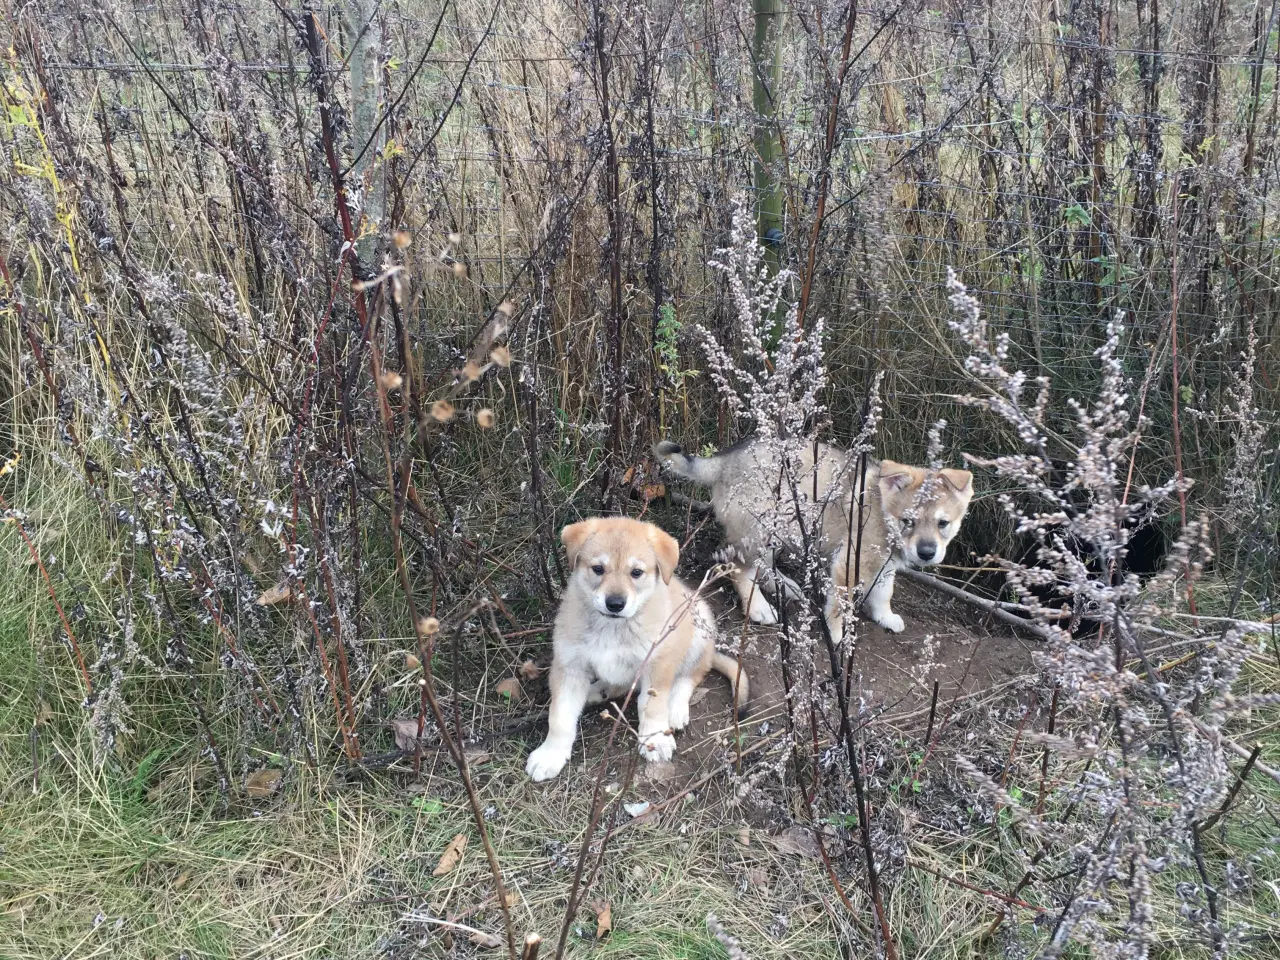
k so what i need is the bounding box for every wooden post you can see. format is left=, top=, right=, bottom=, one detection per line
left=345, top=0, right=384, bottom=267
left=751, top=0, right=784, bottom=258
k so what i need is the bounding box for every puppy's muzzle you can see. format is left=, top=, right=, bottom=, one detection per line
left=915, top=541, right=938, bottom=563
left=604, top=594, right=627, bottom=615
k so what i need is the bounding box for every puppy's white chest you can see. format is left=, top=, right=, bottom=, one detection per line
left=578, top=621, right=649, bottom=686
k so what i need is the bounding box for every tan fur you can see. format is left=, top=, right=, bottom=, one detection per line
left=655, top=439, right=974, bottom=637
left=526, top=517, right=750, bottom=781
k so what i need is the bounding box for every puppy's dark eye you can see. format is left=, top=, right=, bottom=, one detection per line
left=591, top=564, right=605, bottom=575
left=938, top=519, right=950, bottom=530
left=631, top=568, right=644, bottom=579
left=902, top=519, right=915, bottom=529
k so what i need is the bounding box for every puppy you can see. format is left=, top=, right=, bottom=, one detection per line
left=655, top=438, right=973, bottom=639
left=525, top=517, right=750, bottom=782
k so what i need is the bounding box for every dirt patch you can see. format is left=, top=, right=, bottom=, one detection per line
left=562, top=574, right=1038, bottom=803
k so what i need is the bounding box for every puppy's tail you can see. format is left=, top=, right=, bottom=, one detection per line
left=653, top=441, right=723, bottom=486
left=711, top=652, right=751, bottom=719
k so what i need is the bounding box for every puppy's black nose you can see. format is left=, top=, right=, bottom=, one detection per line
left=604, top=594, right=627, bottom=613
left=916, top=541, right=937, bottom=562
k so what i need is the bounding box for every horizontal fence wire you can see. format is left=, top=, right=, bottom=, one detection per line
left=14, top=0, right=1280, bottom=463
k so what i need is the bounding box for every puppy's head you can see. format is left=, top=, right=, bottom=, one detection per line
left=878, top=461, right=974, bottom=567
left=560, top=517, right=679, bottom=620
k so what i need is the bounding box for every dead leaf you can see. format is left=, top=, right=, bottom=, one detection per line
left=494, top=677, right=521, bottom=702
left=147, top=763, right=212, bottom=805
left=621, top=465, right=637, bottom=485
left=688, top=687, right=710, bottom=707
left=390, top=717, right=425, bottom=751
left=35, top=700, right=53, bottom=725
left=638, top=761, right=677, bottom=784
left=173, top=871, right=191, bottom=890
left=589, top=900, right=612, bottom=938
left=468, top=931, right=503, bottom=949
left=405, top=653, right=421, bottom=670
left=623, top=800, right=651, bottom=818
left=745, top=866, right=769, bottom=890
left=254, top=582, right=292, bottom=606
left=5, top=895, right=38, bottom=920
left=518, top=660, right=545, bottom=681
left=245, top=768, right=283, bottom=798
left=433, top=833, right=468, bottom=876
left=641, top=482, right=666, bottom=500
left=760, top=826, right=823, bottom=860
left=736, top=826, right=751, bottom=846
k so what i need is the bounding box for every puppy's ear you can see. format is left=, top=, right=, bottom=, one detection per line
left=878, top=461, right=918, bottom=494
left=647, top=525, right=680, bottom=584
left=560, top=520, right=595, bottom=569
left=940, top=468, right=974, bottom=493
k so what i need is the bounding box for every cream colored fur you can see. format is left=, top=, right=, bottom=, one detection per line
left=654, top=438, right=974, bottom=638
left=526, top=517, right=750, bottom=782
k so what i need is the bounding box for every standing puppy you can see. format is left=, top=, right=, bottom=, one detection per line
left=655, top=438, right=973, bottom=639
left=525, top=517, right=749, bottom=782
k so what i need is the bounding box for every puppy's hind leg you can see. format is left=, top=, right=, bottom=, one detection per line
left=734, top=563, right=778, bottom=625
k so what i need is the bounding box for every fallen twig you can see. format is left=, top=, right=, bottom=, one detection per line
left=899, top=568, right=1053, bottom=640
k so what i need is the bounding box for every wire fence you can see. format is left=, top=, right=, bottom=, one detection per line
left=4, top=1, right=1277, bottom=571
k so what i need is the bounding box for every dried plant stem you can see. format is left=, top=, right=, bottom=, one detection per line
left=899, top=569, right=1053, bottom=639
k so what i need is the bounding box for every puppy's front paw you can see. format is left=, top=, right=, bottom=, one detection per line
left=525, top=743, right=570, bottom=781
left=746, top=591, right=779, bottom=625
left=639, top=731, right=676, bottom=764
left=668, top=700, right=690, bottom=731
left=877, top=612, right=905, bottom=633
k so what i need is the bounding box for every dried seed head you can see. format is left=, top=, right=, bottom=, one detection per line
left=496, top=300, right=515, bottom=316
left=417, top=616, right=440, bottom=636
left=430, top=400, right=455, bottom=422
left=447, top=232, right=462, bottom=246
left=451, top=261, right=468, bottom=278
left=393, top=230, right=412, bottom=249
left=489, top=345, right=512, bottom=367
left=475, top=408, right=495, bottom=429
left=462, top=360, right=482, bottom=382
left=378, top=371, right=404, bottom=392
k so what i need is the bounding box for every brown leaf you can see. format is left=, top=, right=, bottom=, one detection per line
left=736, top=826, right=751, bottom=847
left=621, top=465, right=637, bottom=486
left=518, top=660, right=545, bottom=681
left=173, top=870, right=191, bottom=890
left=245, top=768, right=283, bottom=798
left=390, top=718, right=425, bottom=752
left=35, top=700, right=54, bottom=725
left=641, top=482, right=666, bottom=500
left=588, top=899, right=612, bottom=938
left=495, top=677, right=521, bottom=702
left=405, top=652, right=421, bottom=670
left=760, top=826, right=823, bottom=860
left=254, top=582, right=292, bottom=606
left=432, top=833, right=467, bottom=876
left=5, top=895, right=38, bottom=920
left=147, top=763, right=212, bottom=805
left=468, top=931, right=503, bottom=949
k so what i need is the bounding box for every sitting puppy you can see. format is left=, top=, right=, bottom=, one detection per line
left=655, top=438, right=973, bottom=640
left=525, top=517, right=750, bottom=782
